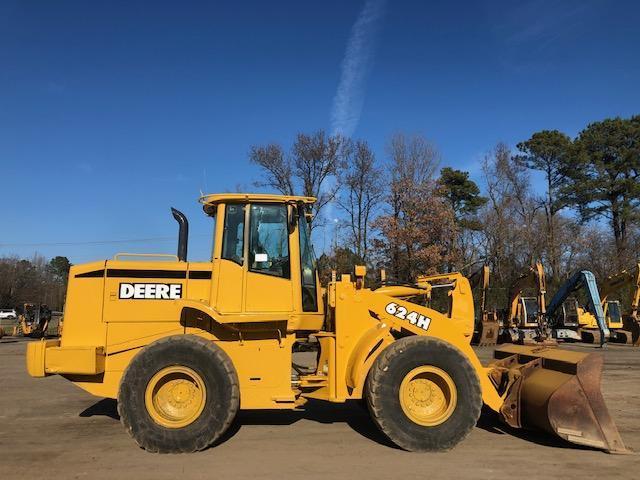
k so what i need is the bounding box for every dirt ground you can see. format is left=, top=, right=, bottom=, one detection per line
left=1, top=337, right=638, bottom=480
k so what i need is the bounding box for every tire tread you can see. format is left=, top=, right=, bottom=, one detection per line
left=365, top=336, right=482, bottom=452
left=118, top=334, right=239, bottom=453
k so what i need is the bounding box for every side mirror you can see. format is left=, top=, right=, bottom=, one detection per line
left=287, top=205, right=298, bottom=234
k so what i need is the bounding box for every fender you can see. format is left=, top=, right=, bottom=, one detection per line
left=174, top=299, right=249, bottom=343
left=360, top=290, right=505, bottom=412
left=175, top=298, right=221, bottom=320
left=175, top=298, right=233, bottom=332
left=346, top=325, right=395, bottom=396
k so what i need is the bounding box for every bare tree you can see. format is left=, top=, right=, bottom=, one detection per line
left=249, top=130, right=348, bottom=227
left=292, top=131, right=348, bottom=225
left=387, top=132, right=440, bottom=189
left=337, top=140, right=383, bottom=262
left=478, top=143, right=543, bottom=300
left=514, top=130, right=572, bottom=280
left=249, top=144, right=294, bottom=195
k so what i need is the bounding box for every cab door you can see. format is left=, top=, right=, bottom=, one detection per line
left=215, top=203, right=246, bottom=313
left=244, top=203, right=293, bottom=313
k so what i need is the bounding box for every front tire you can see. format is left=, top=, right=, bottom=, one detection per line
left=118, top=335, right=239, bottom=453
left=366, top=336, right=482, bottom=452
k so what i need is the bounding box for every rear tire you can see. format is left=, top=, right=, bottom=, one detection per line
left=366, top=336, right=482, bottom=452
left=118, top=334, right=239, bottom=453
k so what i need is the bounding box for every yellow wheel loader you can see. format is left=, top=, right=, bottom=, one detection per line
left=26, top=194, right=627, bottom=454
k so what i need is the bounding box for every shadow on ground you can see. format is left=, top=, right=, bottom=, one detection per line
left=79, top=397, right=397, bottom=449
left=476, top=407, right=596, bottom=452
left=80, top=398, right=601, bottom=453
left=80, top=398, right=120, bottom=420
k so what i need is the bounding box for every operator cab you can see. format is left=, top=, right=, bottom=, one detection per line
left=518, top=296, right=540, bottom=328
left=604, top=300, right=623, bottom=328
left=559, top=297, right=580, bottom=328
left=200, top=193, right=324, bottom=331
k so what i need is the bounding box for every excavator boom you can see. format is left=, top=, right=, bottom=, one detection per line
left=547, top=270, right=608, bottom=344
left=468, top=264, right=499, bottom=346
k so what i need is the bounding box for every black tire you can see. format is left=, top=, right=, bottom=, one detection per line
left=365, top=336, right=482, bottom=452
left=118, top=334, right=239, bottom=453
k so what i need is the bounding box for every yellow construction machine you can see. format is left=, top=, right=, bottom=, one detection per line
left=15, top=303, right=52, bottom=338
left=26, top=194, right=627, bottom=454
left=546, top=271, right=608, bottom=344
left=599, top=264, right=640, bottom=345
left=468, top=265, right=499, bottom=346
left=500, top=262, right=551, bottom=344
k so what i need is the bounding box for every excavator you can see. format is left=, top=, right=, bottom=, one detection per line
left=468, top=265, right=499, bottom=346
left=598, top=263, right=640, bottom=345
left=26, top=193, right=627, bottom=453
left=500, top=261, right=551, bottom=344
left=546, top=271, right=608, bottom=345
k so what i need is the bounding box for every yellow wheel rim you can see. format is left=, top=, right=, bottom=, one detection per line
left=399, top=366, right=457, bottom=426
left=145, top=366, right=206, bottom=429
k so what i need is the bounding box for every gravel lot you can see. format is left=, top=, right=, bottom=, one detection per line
left=1, top=337, right=638, bottom=479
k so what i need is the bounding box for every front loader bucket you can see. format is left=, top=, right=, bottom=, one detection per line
left=492, top=345, right=627, bottom=454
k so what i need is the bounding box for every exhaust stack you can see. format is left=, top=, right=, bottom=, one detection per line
left=171, top=208, right=189, bottom=262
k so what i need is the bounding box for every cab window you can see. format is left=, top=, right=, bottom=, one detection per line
left=209, top=210, right=217, bottom=261
left=298, top=206, right=318, bottom=311
left=222, top=204, right=245, bottom=265
left=607, top=301, right=621, bottom=323
left=523, top=298, right=538, bottom=322
left=249, top=204, right=290, bottom=278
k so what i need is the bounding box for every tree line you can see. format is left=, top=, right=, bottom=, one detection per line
left=0, top=255, right=70, bottom=310
left=1, top=115, right=637, bottom=312
left=250, top=115, right=640, bottom=306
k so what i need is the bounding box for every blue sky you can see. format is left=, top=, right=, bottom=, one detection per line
left=1, top=0, right=639, bottom=264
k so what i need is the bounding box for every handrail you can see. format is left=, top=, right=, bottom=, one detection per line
left=113, top=253, right=179, bottom=262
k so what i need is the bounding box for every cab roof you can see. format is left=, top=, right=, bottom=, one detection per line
left=199, top=193, right=316, bottom=215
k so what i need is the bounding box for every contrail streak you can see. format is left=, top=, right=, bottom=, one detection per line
left=330, top=0, right=386, bottom=138
left=320, top=0, right=386, bottom=250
